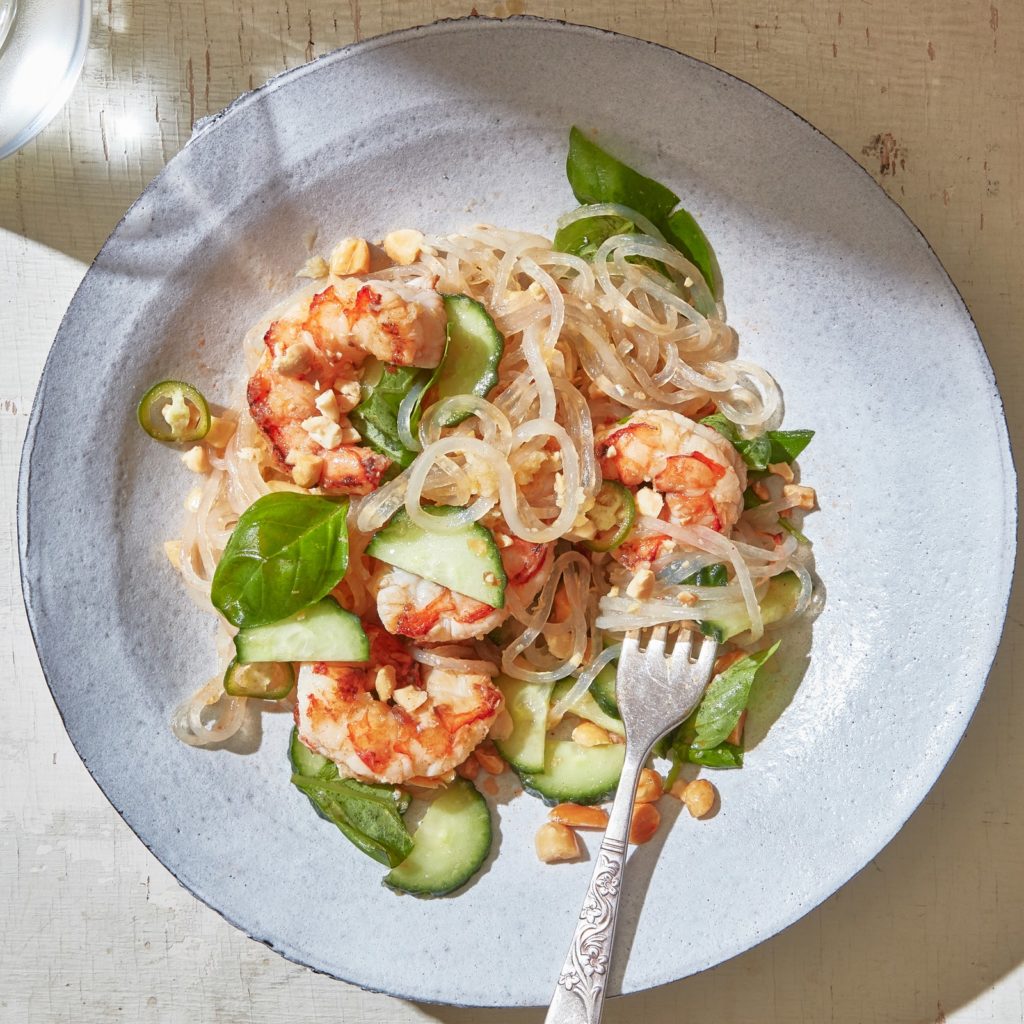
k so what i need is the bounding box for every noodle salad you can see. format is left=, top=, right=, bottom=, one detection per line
left=140, top=128, right=818, bottom=895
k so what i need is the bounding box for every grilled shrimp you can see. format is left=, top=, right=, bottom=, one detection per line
left=247, top=279, right=446, bottom=494
left=370, top=533, right=553, bottom=643
left=596, top=409, right=746, bottom=568
left=294, top=623, right=502, bottom=784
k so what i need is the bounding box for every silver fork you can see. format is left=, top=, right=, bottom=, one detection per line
left=544, top=625, right=718, bottom=1024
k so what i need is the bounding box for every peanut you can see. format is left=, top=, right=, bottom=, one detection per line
left=549, top=803, right=609, bottom=829
left=682, top=778, right=716, bottom=819
left=329, top=236, right=371, bottom=276
left=635, top=768, right=664, bottom=804
left=629, top=802, right=661, bottom=844
left=383, top=229, right=424, bottom=266
left=535, top=822, right=580, bottom=863
left=473, top=743, right=506, bottom=776
left=572, top=722, right=613, bottom=747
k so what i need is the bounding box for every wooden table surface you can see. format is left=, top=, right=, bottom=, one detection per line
left=2, top=2, right=1021, bottom=1021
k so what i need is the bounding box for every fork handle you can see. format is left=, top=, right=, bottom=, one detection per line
left=544, top=747, right=650, bottom=1024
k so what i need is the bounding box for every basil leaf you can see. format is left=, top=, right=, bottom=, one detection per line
left=291, top=774, right=413, bottom=868
left=554, top=214, right=636, bottom=260
left=665, top=207, right=724, bottom=302
left=700, top=412, right=739, bottom=444
left=682, top=562, right=728, bottom=587
left=693, top=642, right=780, bottom=749
left=703, top=414, right=814, bottom=469
left=349, top=364, right=429, bottom=468
left=686, top=742, right=744, bottom=769
left=767, top=429, right=814, bottom=463
left=567, top=126, right=678, bottom=224
left=211, top=493, right=350, bottom=628
left=565, top=127, right=722, bottom=301
left=665, top=714, right=744, bottom=774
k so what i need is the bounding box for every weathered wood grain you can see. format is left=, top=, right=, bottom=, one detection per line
left=1, top=3, right=1021, bottom=1022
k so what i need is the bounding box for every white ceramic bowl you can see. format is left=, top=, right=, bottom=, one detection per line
left=18, top=16, right=1015, bottom=1007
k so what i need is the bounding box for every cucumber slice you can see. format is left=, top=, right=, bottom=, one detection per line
left=702, top=571, right=801, bottom=642
left=224, top=658, right=295, bottom=699
left=366, top=506, right=506, bottom=608
left=431, top=295, right=504, bottom=427
left=551, top=680, right=625, bottom=738
left=384, top=779, right=492, bottom=897
left=234, top=597, right=369, bottom=664
left=494, top=677, right=553, bottom=773
left=589, top=661, right=620, bottom=719
left=518, top=740, right=625, bottom=806
left=289, top=726, right=331, bottom=777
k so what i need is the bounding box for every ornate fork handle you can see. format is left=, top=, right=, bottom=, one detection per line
left=544, top=750, right=649, bottom=1024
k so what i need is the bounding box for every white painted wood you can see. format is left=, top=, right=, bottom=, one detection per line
left=1, top=2, right=1021, bottom=1021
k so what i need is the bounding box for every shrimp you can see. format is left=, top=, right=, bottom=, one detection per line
left=247, top=279, right=446, bottom=494
left=294, top=623, right=502, bottom=783
left=595, top=409, right=746, bottom=568
left=370, top=532, right=553, bottom=643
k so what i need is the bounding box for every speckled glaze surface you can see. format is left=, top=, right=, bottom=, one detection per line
left=18, top=16, right=1016, bottom=1008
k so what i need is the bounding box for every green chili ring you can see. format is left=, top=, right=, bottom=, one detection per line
left=223, top=657, right=296, bottom=700
left=137, top=380, right=211, bottom=442
left=584, top=480, right=637, bottom=552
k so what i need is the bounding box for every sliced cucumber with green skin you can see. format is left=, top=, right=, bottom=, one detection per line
left=224, top=658, right=295, bottom=699
left=234, top=597, right=369, bottom=664
left=289, top=726, right=331, bottom=777
left=384, top=779, right=492, bottom=897
left=429, top=295, right=504, bottom=427
left=366, top=506, right=506, bottom=608
left=551, top=680, right=626, bottom=738
left=589, top=661, right=620, bottom=719
left=701, top=571, right=801, bottom=642
left=518, top=740, right=625, bottom=806
left=494, top=677, right=553, bottom=773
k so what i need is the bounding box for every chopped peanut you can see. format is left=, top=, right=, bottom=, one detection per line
left=635, top=486, right=664, bottom=518
left=338, top=424, right=361, bottom=444
left=180, top=446, right=210, bottom=474
left=392, top=686, right=428, bottom=712
left=383, top=228, right=424, bottom=266
left=783, top=484, right=817, bottom=510
left=572, top=722, right=613, bottom=747
left=493, top=531, right=514, bottom=549
left=768, top=461, right=795, bottom=483
left=473, top=742, right=507, bottom=776
left=714, top=650, right=747, bottom=675
left=333, top=379, right=362, bottom=413
left=314, top=389, right=340, bottom=422
left=547, top=632, right=575, bottom=660
left=677, top=591, right=698, bottom=607
left=163, top=540, right=182, bottom=570
left=456, top=756, right=480, bottom=780
left=329, top=236, right=370, bottom=276
left=535, top=822, right=580, bottom=863
left=681, top=778, right=716, bottom=818
left=635, top=768, right=664, bottom=804
left=289, top=452, right=324, bottom=488
left=549, top=803, right=610, bottom=829
left=752, top=480, right=771, bottom=502
left=625, top=567, right=655, bottom=600
left=374, top=665, right=396, bottom=702
left=295, top=255, right=329, bottom=280
left=629, top=802, right=661, bottom=844
left=301, top=415, right=343, bottom=451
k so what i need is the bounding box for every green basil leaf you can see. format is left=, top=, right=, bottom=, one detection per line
left=686, top=742, right=744, bottom=769
left=743, top=487, right=766, bottom=510
left=210, top=493, right=350, bottom=628
left=736, top=435, right=772, bottom=471
left=682, top=562, right=728, bottom=587
left=700, top=412, right=740, bottom=444
left=665, top=207, right=724, bottom=302
left=567, top=126, right=679, bottom=224
left=693, top=642, right=780, bottom=749
left=349, top=364, right=430, bottom=468
left=554, top=214, right=636, bottom=260
left=767, top=429, right=814, bottom=463
left=666, top=715, right=744, bottom=773
left=291, top=774, right=414, bottom=868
